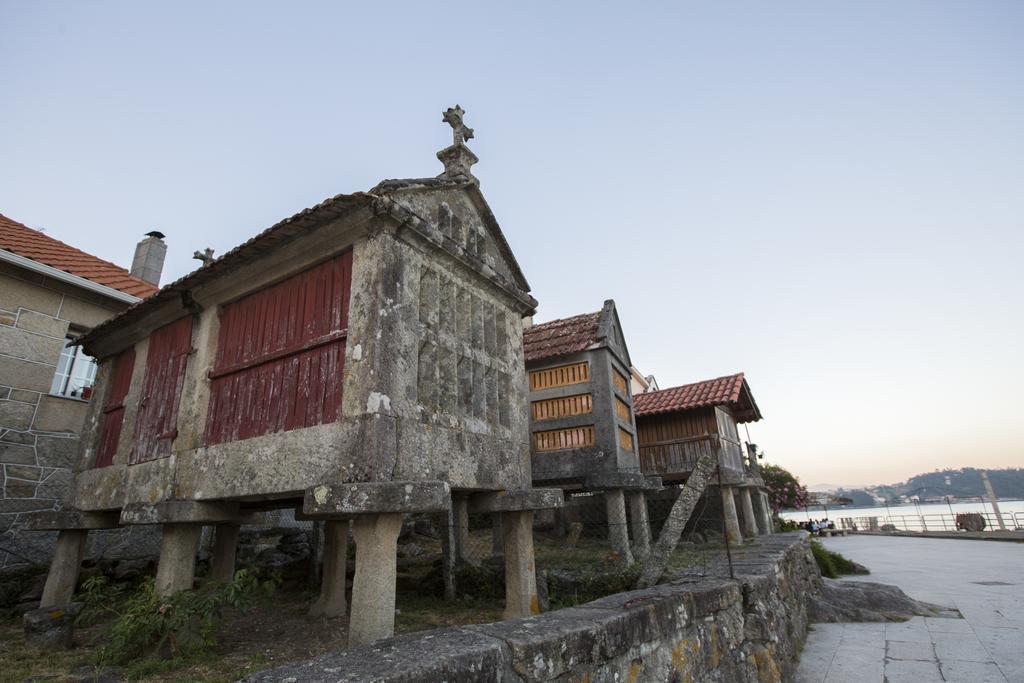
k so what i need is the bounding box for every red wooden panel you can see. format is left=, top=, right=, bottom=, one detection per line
left=130, top=316, right=193, bottom=464
left=94, top=347, right=136, bottom=468
left=204, top=251, right=352, bottom=446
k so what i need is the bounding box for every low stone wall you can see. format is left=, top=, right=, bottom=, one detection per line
left=247, top=532, right=819, bottom=682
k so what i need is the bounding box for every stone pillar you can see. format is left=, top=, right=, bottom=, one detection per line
left=721, top=486, right=742, bottom=545
left=210, top=523, right=240, bottom=583
left=155, top=523, right=203, bottom=598
left=439, top=508, right=456, bottom=601
left=553, top=499, right=567, bottom=538
left=627, top=491, right=651, bottom=560
left=453, top=495, right=471, bottom=564
left=490, top=513, right=504, bottom=559
left=604, top=489, right=635, bottom=565
left=308, top=520, right=324, bottom=589
left=740, top=488, right=760, bottom=538
left=349, top=513, right=403, bottom=647
left=755, top=491, right=773, bottom=534
left=310, top=520, right=349, bottom=617
left=501, top=510, right=540, bottom=620
left=39, top=529, right=88, bottom=607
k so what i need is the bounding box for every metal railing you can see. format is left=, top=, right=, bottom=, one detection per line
left=835, top=511, right=1024, bottom=533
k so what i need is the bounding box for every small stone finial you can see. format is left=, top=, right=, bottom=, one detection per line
left=437, top=104, right=479, bottom=181
left=192, top=247, right=215, bottom=266
left=442, top=105, right=474, bottom=146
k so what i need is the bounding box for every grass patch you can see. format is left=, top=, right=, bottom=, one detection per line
left=395, top=593, right=503, bottom=633
left=0, top=618, right=92, bottom=682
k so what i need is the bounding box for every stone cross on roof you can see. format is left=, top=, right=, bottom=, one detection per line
left=442, top=105, right=474, bottom=146
left=192, top=247, right=215, bottom=266
left=437, top=104, right=480, bottom=182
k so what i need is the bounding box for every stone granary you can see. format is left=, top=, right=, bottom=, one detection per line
left=633, top=373, right=772, bottom=544
left=23, top=106, right=560, bottom=647
left=522, top=301, right=659, bottom=564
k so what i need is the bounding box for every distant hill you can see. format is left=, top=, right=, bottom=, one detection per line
left=888, top=467, right=1024, bottom=499
left=833, top=468, right=1024, bottom=505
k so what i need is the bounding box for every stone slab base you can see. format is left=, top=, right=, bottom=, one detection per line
left=584, top=471, right=661, bottom=491
left=467, top=488, right=563, bottom=514
left=303, top=481, right=451, bottom=517
left=21, top=510, right=120, bottom=530
left=120, top=501, right=251, bottom=525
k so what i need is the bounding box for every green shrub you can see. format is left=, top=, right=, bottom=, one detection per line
left=777, top=517, right=800, bottom=532
left=811, top=540, right=838, bottom=578
left=78, top=569, right=274, bottom=665
left=810, top=540, right=865, bottom=579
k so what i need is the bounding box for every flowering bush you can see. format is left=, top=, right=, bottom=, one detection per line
left=761, top=463, right=809, bottom=512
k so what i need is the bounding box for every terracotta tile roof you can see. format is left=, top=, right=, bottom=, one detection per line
left=523, top=310, right=602, bottom=363
left=0, top=213, right=158, bottom=299
left=633, top=372, right=762, bottom=422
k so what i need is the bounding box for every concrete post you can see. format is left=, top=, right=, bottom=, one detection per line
left=453, top=495, right=471, bottom=564
left=310, top=520, right=349, bottom=617
left=349, top=512, right=403, bottom=647
left=501, top=510, right=540, bottom=620
left=740, top=488, right=760, bottom=537
left=627, top=491, right=651, bottom=560
left=604, top=489, right=635, bottom=565
left=721, top=486, right=742, bottom=545
left=439, top=508, right=456, bottom=601
left=39, top=529, right=88, bottom=607
left=490, top=513, right=504, bottom=558
left=155, top=523, right=203, bottom=598
left=981, top=471, right=1007, bottom=530
left=210, top=523, right=240, bottom=583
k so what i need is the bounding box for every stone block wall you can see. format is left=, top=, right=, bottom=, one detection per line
left=247, top=532, right=820, bottom=682
left=0, top=265, right=142, bottom=571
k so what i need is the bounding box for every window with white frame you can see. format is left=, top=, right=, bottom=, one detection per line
left=50, top=337, right=98, bottom=399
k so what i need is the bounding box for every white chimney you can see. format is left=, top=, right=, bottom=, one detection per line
left=130, top=231, right=167, bottom=285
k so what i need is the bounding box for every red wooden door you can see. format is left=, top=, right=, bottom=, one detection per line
left=131, top=316, right=193, bottom=464
left=204, top=251, right=352, bottom=445
left=94, top=347, right=136, bottom=467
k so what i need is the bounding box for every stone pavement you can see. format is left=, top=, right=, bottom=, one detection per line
left=796, top=535, right=1023, bottom=682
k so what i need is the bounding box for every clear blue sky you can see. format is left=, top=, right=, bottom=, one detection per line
left=2, top=2, right=1021, bottom=486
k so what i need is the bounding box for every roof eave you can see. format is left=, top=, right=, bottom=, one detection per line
left=0, top=248, right=142, bottom=305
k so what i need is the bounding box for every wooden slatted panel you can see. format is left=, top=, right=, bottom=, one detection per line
left=205, top=251, right=353, bottom=446
left=531, top=393, right=593, bottom=421
left=131, top=317, right=193, bottom=464
left=612, top=368, right=629, bottom=395
left=637, top=409, right=712, bottom=479
left=618, top=427, right=634, bottom=453
left=94, top=347, right=136, bottom=468
left=529, top=362, right=590, bottom=391
left=615, top=396, right=631, bottom=422
left=715, top=407, right=745, bottom=471
left=533, top=425, right=595, bottom=452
